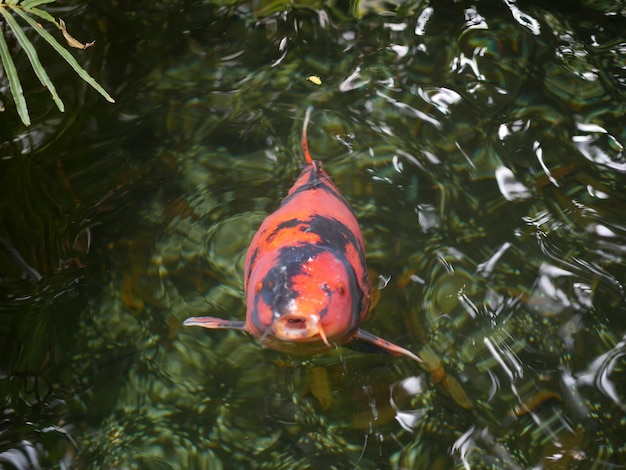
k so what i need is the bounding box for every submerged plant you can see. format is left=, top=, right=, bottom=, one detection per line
left=0, top=0, right=114, bottom=126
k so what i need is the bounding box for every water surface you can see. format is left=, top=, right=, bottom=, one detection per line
left=1, top=0, right=625, bottom=468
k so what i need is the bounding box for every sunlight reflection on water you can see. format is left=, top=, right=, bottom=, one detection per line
left=74, top=2, right=626, bottom=466
left=1, top=0, right=626, bottom=468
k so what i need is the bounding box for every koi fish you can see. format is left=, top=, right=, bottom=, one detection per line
left=184, top=108, right=421, bottom=363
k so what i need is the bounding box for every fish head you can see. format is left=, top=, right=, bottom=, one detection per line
left=244, top=246, right=362, bottom=354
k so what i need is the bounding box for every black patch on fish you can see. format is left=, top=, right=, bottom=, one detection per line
left=307, top=215, right=353, bottom=248
left=246, top=246, right=260, bottom=282
left=306, top=214, right=367, bottom=271
left=248, top=243, right=362, bottom=333
left=248, top=244, right=322, bottom=331
left=265, top=218, right=304, bottom=244
left=280, top=168, right=353, bottom=216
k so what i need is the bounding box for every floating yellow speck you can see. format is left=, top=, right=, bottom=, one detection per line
left=307, top=75, right=322, bottom=85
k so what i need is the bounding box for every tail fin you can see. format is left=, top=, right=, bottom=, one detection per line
left=183, top=316, right=246, bottom=330
left=301, top=106, right=314, bottom=165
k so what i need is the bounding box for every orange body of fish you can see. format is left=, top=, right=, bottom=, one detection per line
left=184, top=108, right=421, bottom=363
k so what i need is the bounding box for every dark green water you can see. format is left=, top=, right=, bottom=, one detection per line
left=1, top=0, right=626, bottom=468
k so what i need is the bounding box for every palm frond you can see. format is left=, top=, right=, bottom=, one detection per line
left=0, top=17, right=30, bottom=125
left=0, top=0, right=114, bottom=126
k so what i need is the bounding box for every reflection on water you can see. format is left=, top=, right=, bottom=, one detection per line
left=1, top=0, right=626, bottom=468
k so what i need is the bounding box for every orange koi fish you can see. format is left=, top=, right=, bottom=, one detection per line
left=184, top=108, right=421, bottom=363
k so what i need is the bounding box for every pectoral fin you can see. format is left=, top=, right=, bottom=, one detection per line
left=355, top=329, right=423, bottom=364
left=183, top=316, right=246, bottom=330
left=355, top=330, right=473, bottom=409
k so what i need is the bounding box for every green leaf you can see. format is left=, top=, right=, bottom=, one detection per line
left=20, top=0, right=56, bottom=8
left=0, top=14, right=30, bottom=125
left=0, top=7, right=64, bottom=112
left=13, top=8, right=115, bottom=103
left=20, top=5, right=56, bottom=24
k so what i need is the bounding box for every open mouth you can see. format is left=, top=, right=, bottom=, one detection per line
left=271, top=314, right=330, bottom=346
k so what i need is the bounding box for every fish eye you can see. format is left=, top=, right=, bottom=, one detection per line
left=337, top=282, right=345, bottom=296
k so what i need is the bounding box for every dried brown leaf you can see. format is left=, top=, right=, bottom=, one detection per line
left=58, top=18, right=95, bottom=50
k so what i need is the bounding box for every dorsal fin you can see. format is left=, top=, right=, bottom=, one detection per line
left=301, top=106, right=314, bottom=165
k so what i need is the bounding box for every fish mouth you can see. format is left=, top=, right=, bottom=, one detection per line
left=270, top=314, right=330, bottom=347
